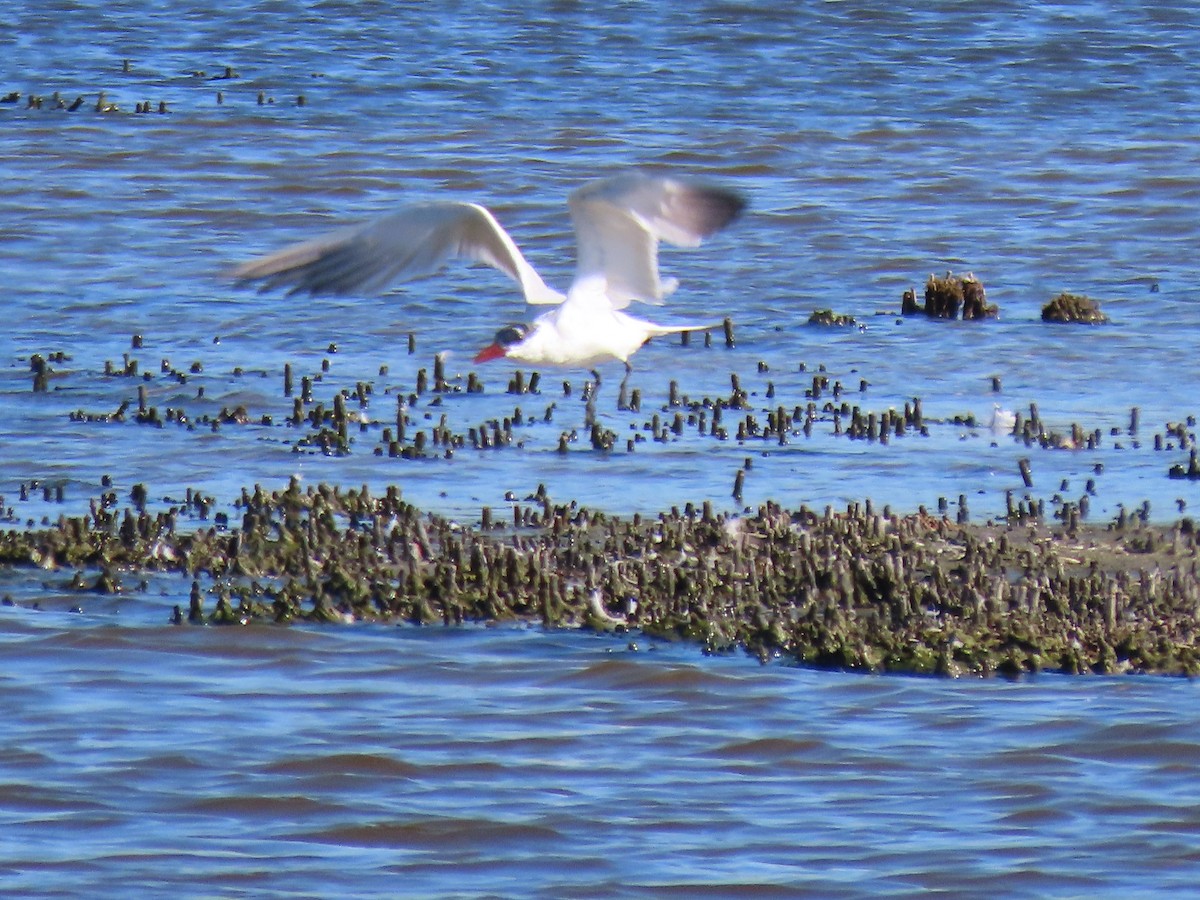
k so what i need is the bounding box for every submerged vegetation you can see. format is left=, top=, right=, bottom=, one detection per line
left=1042, top=292, right=1110, bottom=324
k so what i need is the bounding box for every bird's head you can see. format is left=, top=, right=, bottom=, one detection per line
left=474, top=323, right=530, bottom=363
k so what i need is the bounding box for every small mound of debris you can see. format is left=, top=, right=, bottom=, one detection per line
left=902, top=272, right=997, bottom=320
left=807, top=309, right=857, bottom=327
left=1041, top=292, right=1109, bottom=324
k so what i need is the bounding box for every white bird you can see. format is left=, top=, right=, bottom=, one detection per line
left=230, top=170, right=746, bottom=369
left=989, top=403, right=1017, bottom=433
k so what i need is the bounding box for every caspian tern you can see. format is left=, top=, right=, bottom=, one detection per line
left=231, top=170, right=746, bottom=370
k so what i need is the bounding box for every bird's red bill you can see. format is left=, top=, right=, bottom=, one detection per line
left=474, top=343, right=507, bottom=363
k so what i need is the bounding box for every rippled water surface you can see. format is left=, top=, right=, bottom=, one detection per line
left=4, top=1, right=1200, bottom=895
left=5, top=616, right=1200, bottom=898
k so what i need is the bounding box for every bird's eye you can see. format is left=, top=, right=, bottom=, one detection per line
left=495, top=324, right=528, bottom=346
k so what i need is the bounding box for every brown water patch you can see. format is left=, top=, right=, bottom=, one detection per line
left=290, top=816, right=562, bottom=849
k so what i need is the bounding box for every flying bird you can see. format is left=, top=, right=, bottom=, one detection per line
left=231, top=170, right=746, bottom=372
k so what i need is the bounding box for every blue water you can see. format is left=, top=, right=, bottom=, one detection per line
left=3, top=615, right=1199, bottom=899
left=4, top=1, right=1200, bottom=895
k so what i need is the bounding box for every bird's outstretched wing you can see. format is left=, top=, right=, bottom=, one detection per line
left=566, top=171, right=746, bottom=310
left=230, top=201, right=565, bottom=305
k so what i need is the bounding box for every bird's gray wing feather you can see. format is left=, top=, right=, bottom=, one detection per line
left=567, top=171, right=745, bottom=310
left=231, top=201, right=565, bottom=305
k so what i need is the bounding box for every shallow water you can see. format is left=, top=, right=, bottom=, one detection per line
left=4, top=1, right=1200, bottom=895
left=4, top=615, right=1200, bottom=898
